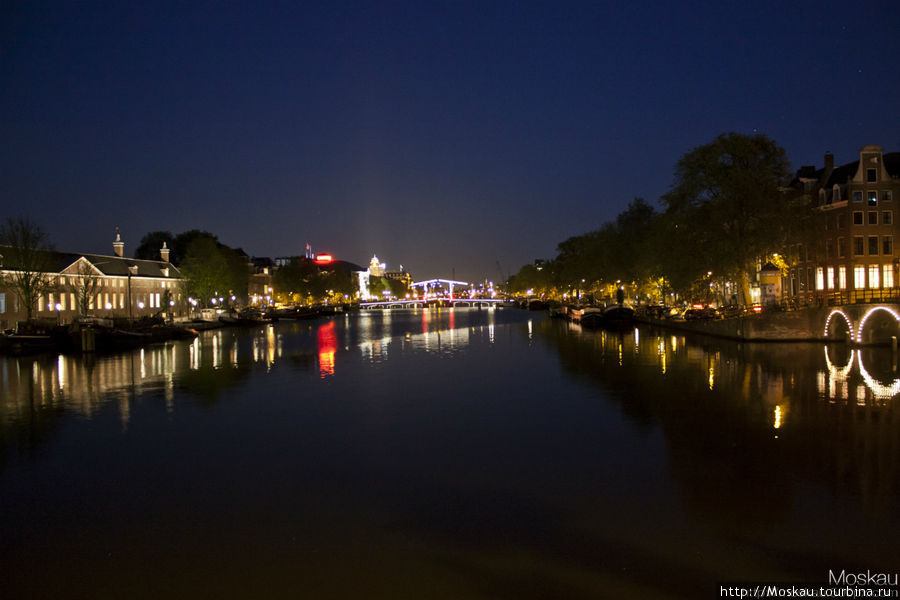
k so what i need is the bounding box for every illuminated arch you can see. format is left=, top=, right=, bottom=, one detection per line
left=824, top=309, right=854, bottom=340
left=856, top=306, right=900, bottom=344
left=857, top=352, right=900, bottom=399
left=824, top=346, right=854, bottom=381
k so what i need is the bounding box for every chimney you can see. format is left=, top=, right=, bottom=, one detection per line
left=824, top=152, right=834, bottom=170
left=113, top=232, right=124, bottom=257
left=160, top=241, right=170, bottom=262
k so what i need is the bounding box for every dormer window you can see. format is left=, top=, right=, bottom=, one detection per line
left=161, top=267, right=169, bottom=277
left=832, top=185, right=841, bottom=203
left=128, top=265, right=139, bottom=276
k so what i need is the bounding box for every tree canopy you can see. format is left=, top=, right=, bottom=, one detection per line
left=661, top=132, right=792, bottom=303
left=508, top=133, right=801, bottom=306
left=179, top=236, right=248, bottom=307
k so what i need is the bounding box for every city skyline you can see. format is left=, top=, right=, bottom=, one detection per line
left=3, top=1, right=899, bottom=282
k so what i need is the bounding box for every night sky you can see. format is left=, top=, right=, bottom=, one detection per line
left=3, top=1, right=899, bottom=283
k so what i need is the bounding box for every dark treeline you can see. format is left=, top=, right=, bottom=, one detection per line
left=507, top=132, right=805, bottom=306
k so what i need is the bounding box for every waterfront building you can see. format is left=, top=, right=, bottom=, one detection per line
left=368, top=255, right=385, bottom=277
left=787, top=144, right=900, bottom=304
left=248, top=256, right=274, bottom=305
left=0, top=233, right=184, bottom=329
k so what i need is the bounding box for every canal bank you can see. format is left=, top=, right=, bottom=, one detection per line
left=637, top=303, right=900, bottom=345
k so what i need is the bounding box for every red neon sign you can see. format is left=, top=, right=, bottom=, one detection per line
left=313, top=254, right=334, bottom=265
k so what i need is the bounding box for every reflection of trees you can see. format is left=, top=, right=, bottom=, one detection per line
left=536, top=321, right=899, bottom=562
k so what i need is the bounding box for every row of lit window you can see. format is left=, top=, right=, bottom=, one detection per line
left=36, top=292, right=166, bottom=312
left=814, top=264, right=895, bottom=290
left=53, top=275, right=175, bottom=289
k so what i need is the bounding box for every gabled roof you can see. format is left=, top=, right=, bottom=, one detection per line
left=0, top=246, right=180, bottom=279
left=792, top=151, right=899, bottom=189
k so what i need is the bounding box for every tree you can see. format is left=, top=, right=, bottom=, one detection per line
left=179, top=237, right=247, bottom=308
left=661, top=133, right=792, bottom=304
left=0, top=217, right=55, bottom=321
left=68, top=260, right=102, bottom=317
left=172, top=230, right=218, bottom=267
left=134, top=231, right=175, bottom=262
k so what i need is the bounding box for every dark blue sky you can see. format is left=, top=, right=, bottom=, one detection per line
left=3, top=1, right=899, bottom=282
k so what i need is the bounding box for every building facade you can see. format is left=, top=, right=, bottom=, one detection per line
left=788, top=144, right=900, bottom=304
left=0, top=234, right=184, bottom=329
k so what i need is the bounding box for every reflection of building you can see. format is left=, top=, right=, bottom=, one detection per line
left=788, top=145, right=900, bottom=302
left=0, top=233, right=183, bottom=328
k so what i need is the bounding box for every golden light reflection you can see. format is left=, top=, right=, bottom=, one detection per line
left=266, top=324, right=276, bottom=369
left=773, top=404, right=783, bottom=429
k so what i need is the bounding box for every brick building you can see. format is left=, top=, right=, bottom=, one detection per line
left=788, top=144, right=900, bottom=304
left=0, top=234, right=184, bottom=329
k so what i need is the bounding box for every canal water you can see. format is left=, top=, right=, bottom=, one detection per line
left=1, top=308, right=897, bottom=599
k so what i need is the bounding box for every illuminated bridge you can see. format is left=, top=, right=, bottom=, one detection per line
left=823, top=304, right=900, bottom=345
left=360, top=278, right=503, bottom=309
left=360, top=298, right=503, bottom=309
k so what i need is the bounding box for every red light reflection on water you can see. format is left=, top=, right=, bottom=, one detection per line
left=317, top=321, right=337, bottom=378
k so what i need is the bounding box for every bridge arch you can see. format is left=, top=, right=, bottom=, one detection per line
left=824, top=309, right=854, bottom=342
left=856, top=306, right=900, bottom=345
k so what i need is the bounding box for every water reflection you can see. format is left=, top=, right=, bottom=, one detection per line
left=0, top=309, right=522, bottom=436
left=540, top=320, right=900, bottom=530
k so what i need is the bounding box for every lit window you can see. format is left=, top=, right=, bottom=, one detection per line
left=816, top=267, right=824, bottom=290
left=868, top=191, right=878, bottom=206
left=883, top=265, right=894, bottom=288
left=869, top=265, right=880, bottom=288
left=854, top=266, right=866, bottom=289
left=838, top=266, right=847, bottom=289
left=826, top=267, right=834, bottom=289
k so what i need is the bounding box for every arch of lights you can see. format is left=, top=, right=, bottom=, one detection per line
left=822, top=344, right=900, bottom=401
left=823, top=309, right=853, bottom=340
left=823, top=306, right=900, bottom=345
left=857, top=356, right=900, bottom=399
left=856, top=305, right=900, bottom=344
left=824, top=346, right=854, bottom=380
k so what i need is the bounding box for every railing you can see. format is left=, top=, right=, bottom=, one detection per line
left=788, top=288, right=900, bottom=309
